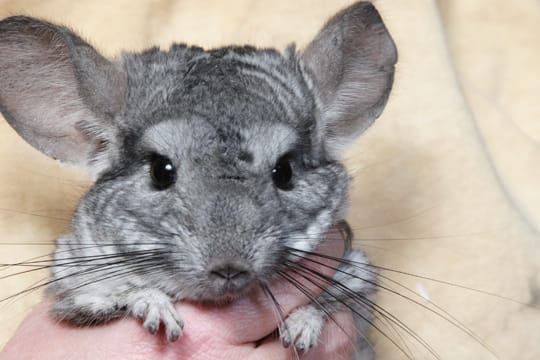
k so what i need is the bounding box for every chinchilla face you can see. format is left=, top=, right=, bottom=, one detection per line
left=0, top=3, right=396, bottom=302
left=75, top=46, right=350, bottom=300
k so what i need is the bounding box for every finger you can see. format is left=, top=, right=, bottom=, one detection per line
left=177, top=225, right=346, bottom=344
left=0, top=301, right=223, bottom=360
left=0, top=301, right=294, bottom=360
left=0, top=302, right=137, bottom=360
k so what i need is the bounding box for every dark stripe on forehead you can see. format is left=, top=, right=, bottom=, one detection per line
left=223, top=58, right=312, bottom=130
left=241, top=85, right=291, bottom=123
left=223, top=49, right=305, bottom=102
left=238, top=68, right=299, bottom=124
left=181, top=50, right=309, bottom=128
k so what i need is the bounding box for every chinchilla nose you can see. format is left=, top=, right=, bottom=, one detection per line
left=209, top=264, right=249, bottom=281
left=208, top=260, right=252, bottom=292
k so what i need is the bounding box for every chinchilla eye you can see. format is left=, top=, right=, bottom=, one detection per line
left=150, top=154, right=176, bottom=190
left=272, top=155, right=293, bottom=190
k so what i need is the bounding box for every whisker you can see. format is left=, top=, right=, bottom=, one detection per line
left=285, top=260, right=433, bottom=359
left=285, top=248, right=500, bottom=359
left=285, top=230, right=491, bottom=242
left=286, top=246, right=532, bottom=307
left=259, top=283, right=300, bottom=360
left=0, top=250, right=171, bottom=304
left=0, top=207, right=71, bottom=222
left=0, top=248, right=171, bottom=278
left=0, top=243, right=173, bottom=270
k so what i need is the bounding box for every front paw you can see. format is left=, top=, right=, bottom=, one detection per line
left=129, top=289, right=184, bottom=342
left=279, top=304, right=325, bottom=352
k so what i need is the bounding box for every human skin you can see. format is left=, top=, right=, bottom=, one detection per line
left=0, top=228, right=358, bottom=360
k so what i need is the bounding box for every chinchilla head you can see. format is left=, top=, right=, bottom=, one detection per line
left=0, top=3, right=396, bottom=301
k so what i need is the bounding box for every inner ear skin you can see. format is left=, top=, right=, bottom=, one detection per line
left=300, top=2, right=397, bottom=157
left=0, top=16, right=128, bottom=167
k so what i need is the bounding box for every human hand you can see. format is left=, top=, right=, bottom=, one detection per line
left=0, top=228, right=357, bottom=360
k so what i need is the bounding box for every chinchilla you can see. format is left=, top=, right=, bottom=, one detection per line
left=0, top=2, right=396, bottom=358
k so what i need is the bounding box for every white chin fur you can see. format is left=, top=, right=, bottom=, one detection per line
left=286, top=209, right=332, bottom=252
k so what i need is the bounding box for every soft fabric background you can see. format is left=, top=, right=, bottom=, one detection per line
left=0, top=0, right=539, bottom=358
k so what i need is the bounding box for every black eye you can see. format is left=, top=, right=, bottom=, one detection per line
left=150, top=154, right=176, bottom=190
left=272, top=155, right=293, bottom=190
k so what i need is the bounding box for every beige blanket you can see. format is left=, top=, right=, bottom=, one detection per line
left=1, top=0, right=539, bottom=358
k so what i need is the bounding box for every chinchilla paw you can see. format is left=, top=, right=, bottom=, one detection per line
left=279, top=304, right=325, bottom=352
left=129, top=289, right=183, bottom=341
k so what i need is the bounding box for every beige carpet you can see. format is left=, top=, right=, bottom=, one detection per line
left=0, top=0, right=539, bottom=358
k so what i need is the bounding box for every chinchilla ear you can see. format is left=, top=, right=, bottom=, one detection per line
left=0, top=16, right=127, bottom=166
left=301, top=2, right=397, bottom=157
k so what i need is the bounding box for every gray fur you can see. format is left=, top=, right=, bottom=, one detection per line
left=0, top=1, right=396, bottom=358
